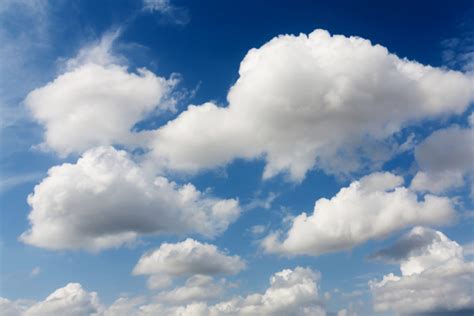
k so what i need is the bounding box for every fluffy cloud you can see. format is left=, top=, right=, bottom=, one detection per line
left=25, top=32, right=177, bottom=156
left=369, top=227, right=474, bottom=315
left=24, top=283, right=100, bottom=316
left=2, top=267, right=326, bottom=316
left=21, top=147, right=241, bottom=251
left=118, top=266, right=325, bottom=315
left=262, top=172, right=455, bottom=256
left=147, top=29, right=474, bottom=181
left=133, top=239, right=245, bottom=289
left=213, top=266, right=325, bottom=316
left=156, top=275, right=226, bottom=303
left=411, top=118, right=474, bottom=194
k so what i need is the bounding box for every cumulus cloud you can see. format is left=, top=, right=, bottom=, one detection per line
left=262, top=172, right=455, bottom=256
left=147, top=29, right=474, bottom=181
left=2, top=267, right=326, bottom=316
left=156, top=275, right=226, bottom=303
left=411, top=118, right=474, bottom=194
left=25, top=283, right=101, bottom=316
left=25, top=32, right=177, bottom=156
left=20, top=147, right=241, bottom=251
left=369, top=227, right=474, bottom=315
left=133, top=238, right=245, bottom=289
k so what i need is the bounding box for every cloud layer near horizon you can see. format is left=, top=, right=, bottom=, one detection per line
left=370, top=227, right=474, bottom=315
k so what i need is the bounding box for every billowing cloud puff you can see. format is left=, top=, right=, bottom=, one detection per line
left=25, top=33, right=177, bottom=156
left=262, top=172, right=455, bottom=256
left=133, top=239, right=245, bottom=289
left=148, top=29, right=474, bottom=181
left=370, top=227, right=474, bottom=315
left=411, top=118, right=474, bottom=194
left=24, top=283, right=101, bottom=316
left=20, top=147, right=241, bottom=251
left=111, top=266, right=326, bottom=315
left=156, top=275, right=226, bottom=303
left=213, top=266, right=325, bottom=315
left=2, top=267, right=326, bottom=316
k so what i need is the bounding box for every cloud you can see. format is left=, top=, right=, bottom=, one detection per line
left=25, top=32, right=177, bottom=157
left=369, top=227, right=474, bottom=315
left=24, top=283, right=101, bottom=316
left=0, top=298, right=33, bottom=316
left=122, top=266, right=325, bottom=315
left=2, top=267, right=326, bottom=316
left=262, top=172, right=455, bottom=256
left=142, top=0, right=190, bottom=25
left=146, top=29, right=474, bottom=181
left=213, top=266, right=326, bottom=315
left=20, top=147, right=241, bottom=251
left=133, top=238, right=245, bottom=289
left=156, top=275, right=226, bottom=303
left=411, top=119, right=474, bottom=194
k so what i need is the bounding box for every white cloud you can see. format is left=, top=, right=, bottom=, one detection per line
left=411, top=121, right=474, bottom=194
left=24, top=283, right=101, bottom=316
left=25, top=33, right=177, bottom=157
left=0, top=298, right=33, bottom=316
left=142, top=0, right=189, bottom=25
left=262, top=172, right=455, bottom=256
left=133, top=239, right=245, bottom=289
left=147, top=29, right=474, bottom=181
left=370, top=227, right=474, bottom=315
left=2, top=267, right=325, bottom=316
left=210, top=266, right=325, bottom=315
left=21, top=147, right=241, bottom=251
left=156, top=275, right=226, bottom=303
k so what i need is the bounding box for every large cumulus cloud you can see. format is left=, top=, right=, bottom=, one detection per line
left=20, top=147, right=241, bottom=251
left=369, top=227, right=474, bottom=315
left=147, top=29, right=474, bottom=181
left=262, top=172, right=455, bottom=256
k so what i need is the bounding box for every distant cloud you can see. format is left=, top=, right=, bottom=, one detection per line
left=262, top=172, right=455, bottom=256
left=2, top=267, right=328, bottom=315
left=0, top=172, right=44, bottom=193
left=142, top=0, right=190, bottom=25
left=370, top=227, right=474, bottom=315
left=133, top=239, right=245, bottom=289
left=411, top=117, right=474, bottom=195
left=29, top=266, right=40, bottom=278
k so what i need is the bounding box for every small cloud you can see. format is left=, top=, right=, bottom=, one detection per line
left=30, top=266, right=40, bottom=277
left=142, top=0, right=190, bottom=25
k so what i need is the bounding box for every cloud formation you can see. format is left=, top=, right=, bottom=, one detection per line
left=21, top=147, right=240, bottom=251
left=370, top=227, right=474, bottom=315
left=1, top=267, right=326, bottom=316
left=25, top=32, right=177, bottom=156
left=25, top=283, right=100, bottom=316
left=262, top=172, right=455, bottom=256
left=147, top=29, right=474, bottom=181
left=133, top=238, right=245, bottom=289
left=411, top=116, right=474, bottom=194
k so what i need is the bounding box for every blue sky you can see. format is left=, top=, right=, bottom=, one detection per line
left=1, top=1, right=474, bottom=315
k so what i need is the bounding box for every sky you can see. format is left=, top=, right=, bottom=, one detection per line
left=0, top=0, right=474, bottom=315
